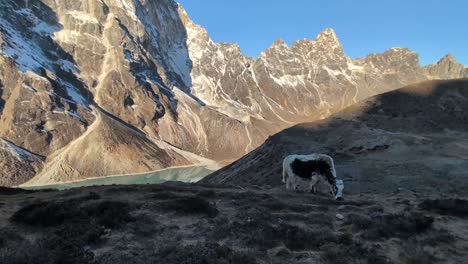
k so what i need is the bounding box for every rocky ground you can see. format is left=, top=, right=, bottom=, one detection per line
left=0, top=183, right=467, bottom=264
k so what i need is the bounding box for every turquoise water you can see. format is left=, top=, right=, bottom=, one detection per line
left=23, top=166, right=214, bottom=191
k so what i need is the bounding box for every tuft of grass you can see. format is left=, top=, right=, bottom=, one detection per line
left=0, top=187, right=35, bottom=195
left=419, top=199, right=468, bottom=217
left=360, top=212, right=434, bottom=240
left=83, top=200, right=134, bottom=229
left=156, top=242, right=257, bottom=264
left=346, top=213, right=373, bottom=230
left=151, top=191, right=182, bottom=200
left=197, top=190, right=216, bottom=198
left=279, top=224, right=337, bottom=251
left=10, top=200, right=81, bottom=227
left=10, top=196, right=134, bottom=229
left=0, top=226, right=98, bottom=264
left=321, top=242, right=389, bottom=264
left=417, top=228, right=455, bottom=246
left=212, top=208, right=336, bottom=251
left=159, top=195, right=219, bottom=218
left=403, top=248, right=436, bottom=264
left=0, top=228, right=23, bottom=248
left=4, top=196, right=136, bottom=264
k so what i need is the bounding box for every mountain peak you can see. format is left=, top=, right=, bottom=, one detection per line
left=439, top=53, right=457, bottom=63
left=315, top=28, right=339, bottom=44
left=177, top=4, right=192, bottom=26
left=310, top=28, right=344, bottom=53
left=387, top=47, right=415, bottom=54
left=271, top=38, right=288, bottom=49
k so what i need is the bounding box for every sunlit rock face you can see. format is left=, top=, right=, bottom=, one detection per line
left=0, top=138, right=44, bottom=186
left=423, top=54, right=468, bottom=80
left=0, top=0, right=466, bottom=186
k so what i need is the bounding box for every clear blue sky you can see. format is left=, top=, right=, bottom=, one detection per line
left=177, top=0, right=467, bottom=66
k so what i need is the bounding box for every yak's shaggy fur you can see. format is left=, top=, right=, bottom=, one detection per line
left=282, top=154, right=337, bottom=196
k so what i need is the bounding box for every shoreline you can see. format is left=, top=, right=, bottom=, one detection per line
left=18, top=163, right=219, bottom=189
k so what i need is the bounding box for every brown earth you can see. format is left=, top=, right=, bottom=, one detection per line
left=0, top=183, right=467, bottom=264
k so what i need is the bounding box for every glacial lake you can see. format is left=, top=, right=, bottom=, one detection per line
left=22, top=166, right=215, bottom=191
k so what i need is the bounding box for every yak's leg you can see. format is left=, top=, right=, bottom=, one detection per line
left=329, top=184, right=337, bottom=197
left=289, top=177, right=300, bottom=191
left=286, top=177, right=293, bottom=190
left=311, top=185, right=317, bottom=194
left=282, top=164, right=288, bottom=183
left=309, top=174, right=320, bottom=193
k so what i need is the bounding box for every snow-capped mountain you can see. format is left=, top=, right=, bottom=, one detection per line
left=0, top=0, right=466, bottom=186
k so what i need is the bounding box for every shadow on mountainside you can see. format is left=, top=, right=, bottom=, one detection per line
left=203, top=79, right=468, bottom=197
left=129, top=0, right=210, bottom=121
left=1, top=0, right=94, bottom=106
left=0, top=80, right=4, bottom=116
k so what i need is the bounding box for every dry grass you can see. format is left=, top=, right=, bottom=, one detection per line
left=419, top=199, right=468, bottom=217
left=0, top=184, right=464, bottom=264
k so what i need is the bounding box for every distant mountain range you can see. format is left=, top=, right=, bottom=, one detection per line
left=0, top=0, right=467, bottom=186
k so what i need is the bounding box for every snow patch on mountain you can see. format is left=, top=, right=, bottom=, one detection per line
left=0, top=17, right=51, bottom=72
left=0, top=139, right=43, bottom=162
left=168, top=44, right=192, bottom=87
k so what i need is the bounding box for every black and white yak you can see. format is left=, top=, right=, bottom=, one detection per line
left=282, top=154, right=342, bottom=199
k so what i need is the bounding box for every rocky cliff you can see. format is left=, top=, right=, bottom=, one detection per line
left=0, top=0, right=466, bottom=186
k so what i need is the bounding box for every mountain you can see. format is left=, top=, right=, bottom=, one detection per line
left=24, top=108, right=191, bottom=186
left=0, top=138, right=44, bottom=186
left=0, top=0, right=467, bottom=186
left=203, top=79, right=468, bottom=196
